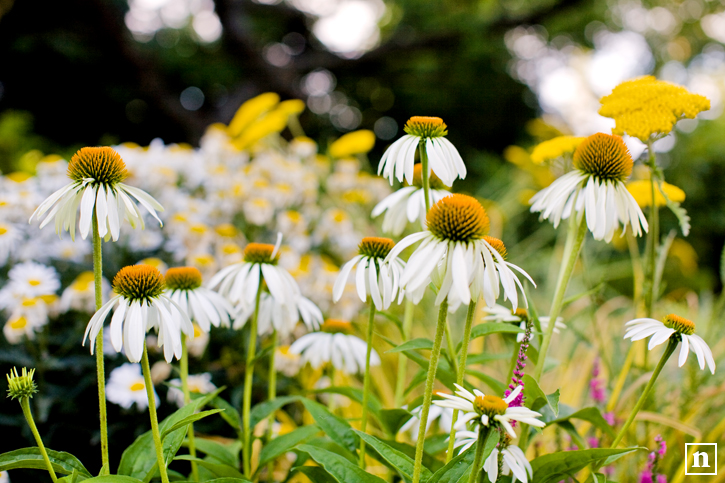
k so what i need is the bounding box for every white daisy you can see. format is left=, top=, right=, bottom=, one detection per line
left=83, top=265, right=193, bottom=363
left=0, top=470, right=8, bottom=483
left=385, top=194, right=534, bottom=311
left=167, top=373, right=217, bottom=408
left=5, top=261, right=60, bottom=298
left=29, top=147, right=164, bottom=241
left=400, top=402, right=466, bottom=440
left=624, top=313, right=715, bottom=374
left=3, top=313, right=43, bottom=344
left=483, top=305, right=566, bottom=343
left=378, top=116, right=466, bottom=187
left=106, top=363, right=159, bottom=410
left=530, top=133, right=648, bottom=242
left=288, top=320, right=380, bottom=375
left=433, top=384, right=545, bottom=439
left=332, top=237, right=405, bottom=311
left=233, top=291, right=322, bottom=338
left=164, top=266, right=234, bottom=333
left=275, top=345, right=302, bottom=377
left=0, top=222, right=22, bottom=266
left=483, top=444, right=532, bottom=483
left=371, top=165, right=451, bottom=235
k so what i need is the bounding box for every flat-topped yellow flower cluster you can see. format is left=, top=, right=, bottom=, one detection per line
left=599, top=76, right=710, bottom=142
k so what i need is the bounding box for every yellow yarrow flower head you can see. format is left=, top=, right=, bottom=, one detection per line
left=599, top=76, right=710, bottom=142
left=329, top=130, right=376, bottom=158
left=626, top=180, right=686, bottom=208
left=530, top=136, right=585, bottom=164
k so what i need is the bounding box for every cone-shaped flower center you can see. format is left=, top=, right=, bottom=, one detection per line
left=321, top=319, right=352, bottom=334
left=474, top=394, right=508, bottom=417
left=411, top=164, right=447, bottom=189
left=484, top=236, right=507, bottom=259
left=113, top=265, right=165, bottom=304
left=573, top=133, right=633, bottom=181
left=243, top=243, right=278, bottom=264
left=663, top=313, right=695, bottom=335
left=404, top=116, right=448, bottom=139
left=165, top=267, right=203, bottom=291
left=6, top=367, right=37, bottom=400
left=358, top=237, right=395, bottom=259
left=427, top=194, right=490, bottom=242
left=67, top=147, right=129, bottom=185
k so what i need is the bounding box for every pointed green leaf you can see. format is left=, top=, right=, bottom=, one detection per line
left=387, top=338, right=434, bottom=353
left=531, top=447, right=643, bottom=483
left=378, top=408, right=413, bottom=436
left=426, top=445, right=475, bottom=483
left=173, top=455, right=246, bottom=479
left=78, top=477, right=144, bottom=482
left=353, top=430, right=431, bottom=482
left=292, top=466, right=339, bottom=483
left=257, top=424, right=320, bottom=469
left=191, top=438, right=239, bottom=468
left=0, top=447, right=92, bottom=477
left=299, top=398, right=359, bottom=453
left=469, top=323, right=525, bottom=341
left=160, top=409, right=224, bottom=441
left=549, top=406, right=615, bottom=438
left=297, top=444, right=387, bottom=483
left=249, top=395, right=297, bottom=429
left=522, top=374, right=559, bottom=417
left=209, top=396, right=241, bottom=432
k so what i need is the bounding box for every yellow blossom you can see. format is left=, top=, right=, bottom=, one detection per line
left=329, top=130, right=376, bottom=158
left=530, top=136, right=585, bottom=164
left=227, top=92, right=280, bottom=138
left=626, top=180, right=686, bottom=208
left=599, top=76, right=710, bottom=142
left=669, top=238, right=698, bottom=276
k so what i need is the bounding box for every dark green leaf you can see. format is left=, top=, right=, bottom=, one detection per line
left=176, top=480, right=250, bottom=483
left=469, top=323, right=525, bottom=341
left=81, top=477, right=144, bottom=482
left=297, top=445, right=387, bottom=483
left=292, top=466, right=339, bottom=483
left=249, top=396, right=297, bottom=429
left=378, top=408, right=413, bottom=436
left=384, top=440, right=443, bottom=473
left=300, top=398, right=359, bottom=453
left=548, top=406, right=615, bottom=438
left=387, top=338, right=434, bottom=353
left=531, top=448, right=643, bottom=483
left=353, top=430, right=431, bottom=482
left=209, top=396, right=242, bottom=432
left=173, top=456, right=245, bottom=479
left=480, top=429, right=500, bottom=473
left=522, top=374, right=559, bottom=417
left=426, top=445, right=475, bottom=483
left=160, top=409, right=224, bottom=441
left=309, top=386, right=383, bottom=415
left=0, top=447, right=92, bottom=477
left=257, top=424, right=320, bottom=469
left=191, top=438, right=239, bottom=468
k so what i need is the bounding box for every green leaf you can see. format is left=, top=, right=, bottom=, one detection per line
left=548, top=406, right=615, bottom=438
left=57, top=469, right=87, bottom=483
left=209, top=396, right=242, bottom=432
left=176, top=480, right=251, bottom=483
left=78, top=477, right=145, bottom=482
left=299, top=398, right=359, bottom=453
left=173, top=456, right=246, bottom=479
left=426, top=446, right=475, bottom=483
left=377, top=408, right=413, bottom=436
left=353, top=430, right=431, bottom=482
left=522, top=374, right=559, bottom=417
left=160, top=409, right=224, bottom=441
left=257, top=424, right=320, bottom=469
left=309, top=386, right=383, bottom=415
left=465, top=353, right=510, bottom=366
left=480, top=429, right=500, bottom=473
left=292, top=466, right=339, bottom=483
left=249, top=395, right=297, bottom=429
left=659, top=182, right=690, bottom=236
left=387, top=338, right=434, bottom=353
left=466, top=370, right=506, bottom=395
left=191, top=438, right=239, bottom=468
left=469, top=323, right=525, bottom=341
left=383, top=440, right=443, bottom=473
left=531, top=448, right=643, bottom=483
left=297, top=445, right=387, bottom=483
left=398, top=349, right=457, bottom=390
left=0, top=447, right=92, bottom=477
left=301, top=438, right=357, bottom=464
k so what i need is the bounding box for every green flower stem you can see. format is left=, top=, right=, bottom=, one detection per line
left=359, top=302, right=377, bottom=469
left=412, top=298, right=449, bottom=483
left=467, top=425, right=490, bottom=483
left=609, top=337, right=677, bottom=450
left=446, top=301, right=477, bottom=462
left=266, top=329, right=278, bottom=480
left=394, top=298, right=415, bottom=409
left=20, top=397, right=57, bottom=482
left=419, top=140, right=431, bottom=213
left=242, top=279, right=264, bottom=478
left=141, top=344, right=170, bottom=483
left=533, top=213, right=587, bottom=382
left=92, top=217, right=109, bottom=471
left=180, top=336, right=199, bottom=482
left=642, top=140, right=659, bottom=320
left=444, top=321, right=458, bottom=382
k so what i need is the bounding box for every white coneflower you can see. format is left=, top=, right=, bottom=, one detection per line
left=167, top=373, right=217, bottom=408
left=400, top=401, right=466, bottom=440
left=164, top=267, right=233, bottom=333
left=83, top=265, right=193, bottom=363
left=530, top=133, right=648, bottom=242
left=106, top=363, right=159, bottom=410
left=332, top=237, right=405, bottom=311
left=624, top=313, right=715, bottom=374
left=29, top=147, right=164, bottom=241
left=385, top=194, right=533, bottom=311
left=288, top=320, right=379, bottom=375
left=371, top=165, right=451, bottom=235
left=378, top=116, right=466, bottom=187
left=451, top=429, right=532, bottom=483
left=234, top=291, right=322, bottom=337
left=434, top=384, right=545, bottom=439
left=0, top=222, right=21, bottom=266
left=483, top=305, right=566, bottom=343
left=5, top=261, right=60, bottom=298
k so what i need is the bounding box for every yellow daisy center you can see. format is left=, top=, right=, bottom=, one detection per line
left=321, top=319, right=352, bottom=334
left=0, top=226, right=7, bottom=235
left=67, top=147, right=128, bottom=185
left=72, top=272, right=95, bottom=291
left=404, top=116, right=448, bottom=139
left=427, top=194, right=490, bottom=243
left=10, top=317, right=28, bottom=330
left=483, top=236, right=507, bottom=259
left=243, top=243, right=278, bottom=264
left=573, top=133, right=633, bottom=181
left=663, top=313, right=695, bottom=336
left=474, top=394, right=508, bottom=417
left=358, top=237, right=395, bottom=259
left=193, top=323, right=203, bottom=338
left=411, top=164, right=447, bottom=190
left=129, top=382, right=145, bottom=392
left=215, top=223, right=238, bottom=238
left=165, top=267, right=203, bottom=291
left=113, top=265, right=165, bottom=304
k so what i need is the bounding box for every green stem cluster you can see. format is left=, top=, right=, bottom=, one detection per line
left=242, top=280, right=264, bottom=478
left=412, top=299, right=449, bottom=483
left=180, top=336, right=199, bottom=482
left=358, top=302, right=377, bottom=468
left=394, top=299, right=415, bottom=409
left=92, top=217, right=110, bottom=471
left=141, top=345, right=170, bottom=483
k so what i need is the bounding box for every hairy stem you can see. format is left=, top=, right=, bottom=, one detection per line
left=92, top=217, right=109, bottom=471
left=20, top=397, right=57, bottom=482
left=242, top=279, right=264, bottom=478
left=141, top=344, right=170, bottom=483
left=468, top=425, right=490, bottom=483
left=180, top=336, right=199, bottom=482
left=419, top=140, right=431, bottom=213
left=359, top=303, right=377, bottom=468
